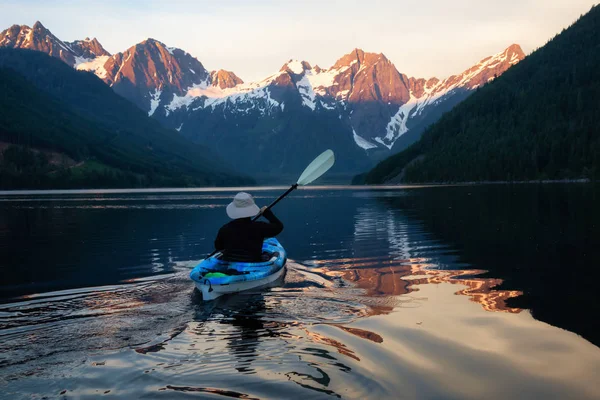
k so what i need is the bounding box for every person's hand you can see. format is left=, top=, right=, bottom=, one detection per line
left=260, top=206, right=268, bottom=214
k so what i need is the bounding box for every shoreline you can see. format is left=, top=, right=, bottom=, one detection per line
left=0, top=179, right=596, bottom=195
left=379, top=178, right=593, bottom=186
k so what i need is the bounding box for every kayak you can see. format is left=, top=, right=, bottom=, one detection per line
left=189, top=238, right=287, bottom=301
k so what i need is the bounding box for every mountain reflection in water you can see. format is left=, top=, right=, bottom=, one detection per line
left=308, top=257, right=522, bottom=315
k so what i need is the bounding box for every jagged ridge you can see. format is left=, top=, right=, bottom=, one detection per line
left=0, top=21, right=525, bottom=177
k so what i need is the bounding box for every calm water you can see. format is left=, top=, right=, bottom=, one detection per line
left=1, top=185, right=599, bottom=399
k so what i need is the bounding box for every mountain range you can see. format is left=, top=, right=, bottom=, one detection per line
left=0, top=21, right=524, bottom=178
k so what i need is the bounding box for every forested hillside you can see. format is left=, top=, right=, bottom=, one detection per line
left=358, top=5, right=600, bottom=184
left=0, top=49, right=253, bottom=188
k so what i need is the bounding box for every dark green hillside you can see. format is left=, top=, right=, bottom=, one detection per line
left=0, top=49, right=253, bottom=189
left=359, top=5, right=600, bottom=184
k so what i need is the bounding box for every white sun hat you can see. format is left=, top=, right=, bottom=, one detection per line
left=226, top=192, right=261, bottom=219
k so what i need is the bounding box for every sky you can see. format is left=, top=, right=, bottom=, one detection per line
left=1, top=0, right=597, bottom=81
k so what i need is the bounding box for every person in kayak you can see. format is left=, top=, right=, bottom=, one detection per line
left=214, top=192, right=284, bottom=262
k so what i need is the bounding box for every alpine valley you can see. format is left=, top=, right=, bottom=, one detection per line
left=0, top=21, right=525, bottom=179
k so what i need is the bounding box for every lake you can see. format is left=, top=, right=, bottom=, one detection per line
left=1, top=184, right=599, bottom=399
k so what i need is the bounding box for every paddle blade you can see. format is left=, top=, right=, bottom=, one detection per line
left=297, top=150, right=335, bottom=186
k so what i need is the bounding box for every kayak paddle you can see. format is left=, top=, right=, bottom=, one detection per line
left=206, top=149, right=335, bottom=258
left=252, top=149, right=335, bottom=221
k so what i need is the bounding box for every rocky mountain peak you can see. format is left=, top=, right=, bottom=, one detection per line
left=506, top=43, right=526, bottom=58
left=333, top=48, right=363, bottom=69
left=0, top=24, right=25, bottom=47
left=426, top=77, right=440, bottom=87
left=139, top=38, right=161, bottom=47
left=326, top=48, right=409, bottom=106
left=67, top=37, right=111, bottom=59
left=438, top=44, right=526, bottom=91
left=100, top=38, right=209, bottom=111
left=31, top=21, right=50, bottom=35
left=134, top=38, right=177, bottom=57
left=210, top=69, right=243, bottom=89
left=0, top=22, right=111, bottom=66
left=332, top=48, right=388, bottom=70
left=280, top=59, right=312, bottom=75
left=0, top=21, right=79, bottom=66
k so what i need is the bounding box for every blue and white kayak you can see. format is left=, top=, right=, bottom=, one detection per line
left=190, top=238, right=287, bottom=301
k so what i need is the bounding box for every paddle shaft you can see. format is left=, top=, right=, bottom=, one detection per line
left=251, top=183, right=298, bottom=221
left=206, top=183, right=299, bottom=258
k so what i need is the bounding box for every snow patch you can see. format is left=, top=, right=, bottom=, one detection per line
left=111, top=53, right=131, bottom=84
left=167, top=76, right=280, bottom=116
left=166, top=46, right=176, bottom=55
left=353, top=129, right=378, bottom=150
left=176, top=123, right=183, bottom=132
left=384, top=95, right=418, bottom=146
left=305, top=67, right=340, bottom=96
left=285, top=60, right=305, bottom=74
left=76, top=55, right=110, bottom=79
left=189, top=69, right=196, bottom=74
left=148, top=89, right=162, bottom=116
left=73, top=55, right=93, bottom=67
left=163, top=60, right=353, bottom=117
left=321, top=101, right=335, bottom=110
left=296, top=75, right=316, bottom=110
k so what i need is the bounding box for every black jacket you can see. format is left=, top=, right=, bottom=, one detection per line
left=214, top=209, right=284, bottom=262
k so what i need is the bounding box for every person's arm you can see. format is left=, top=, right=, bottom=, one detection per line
left=258, top=208, right=284, bottom=237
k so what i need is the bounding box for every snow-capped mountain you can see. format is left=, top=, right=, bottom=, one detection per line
left=93, top=39, right=210, bottom=113
left=388, top=44, right=525, bottom=152
left=73, top=38, right=250, bottom=116
left=154, top=45, right=524, bottom=156
left=0, top=21, right=525, bottom=176
left=0, top=22, right=110, bottom=67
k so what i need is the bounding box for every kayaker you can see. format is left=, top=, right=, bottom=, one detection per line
left=214, top=192, right=284, bottom=262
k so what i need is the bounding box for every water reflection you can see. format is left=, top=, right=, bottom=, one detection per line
left=304, top=203, right=524, bottom=316
left=216, top=296, right=274, bottom=375
left=407, top=268, right=523, bottom=313
left=375, top=184, right=600, bottom=345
